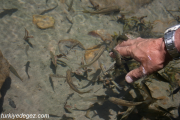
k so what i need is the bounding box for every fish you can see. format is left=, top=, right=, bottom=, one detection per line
left=50, top=51, right=57, bottom=67
left=66, top=69, right=92, bottom=94
left=120, top=106, right=136, bottom=120
left=169, top=86, right=180, bottom=96
left=25, top=45, right=29, bottom=57
left=68, top=0, right=73, bottom=11
left=111, top=49, right=122, bottom=66
left=80, top=45, right=106, bottom=68
left=8, top=98, right=16, bottom=108
left=112, top=48, right=130, bottom=73
left=141, top=80, right=153, bottom=99
left=83, top=6, right=120, bottom=15
left=23, top=28, right=34, bottom=48
left=0, top=8, right=18, bottom=18
left=49, top=76, right=54, bottom=92
left=40, top=4, right=58, bottom=15
left=108, top=97, right=143, bottom=106
left=9, top=64, right=23, bottom=81
left=24, top=61, right=30, bottom=79
left=56, top=60, right=71, bottom=69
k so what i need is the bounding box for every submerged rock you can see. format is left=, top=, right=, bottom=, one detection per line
left=32, top=15, right=55, bottom=29
left=0, top=50, right=10, bottom=98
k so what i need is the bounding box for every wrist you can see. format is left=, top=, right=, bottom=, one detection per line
left=164, top=25, right=180, bottom=59
left=174, top=28, right=180, bottom=52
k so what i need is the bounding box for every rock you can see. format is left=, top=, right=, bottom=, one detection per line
left=32, top=15, right=55, bottom=29
left=0, top=50, right=10, bottom=98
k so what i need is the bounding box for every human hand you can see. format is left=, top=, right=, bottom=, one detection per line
left=110, top=37, right=172, bottom=83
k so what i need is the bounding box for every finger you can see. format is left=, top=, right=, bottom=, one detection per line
left=115, top=46, right=132, bottom=57
left=125, top=66, right=146, bottom=83
left=118, top=37, right=142, bottom=47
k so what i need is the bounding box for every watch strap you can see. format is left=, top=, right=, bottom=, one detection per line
left=164, top=24, right=180, bottom=59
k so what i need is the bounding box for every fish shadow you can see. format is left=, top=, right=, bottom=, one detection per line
left=0, top=9, right=18, bottom=19
left=90, top=101, right=120, bottom=120
left=50, top=61, right=56, bottom=74
left=0, top=77, right=11, bottom=113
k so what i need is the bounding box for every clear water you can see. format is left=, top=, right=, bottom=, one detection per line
left=0, top=0, right=180, bottom=120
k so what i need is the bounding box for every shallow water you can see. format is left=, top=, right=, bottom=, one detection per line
left=0, top=0, right=180, bottom=120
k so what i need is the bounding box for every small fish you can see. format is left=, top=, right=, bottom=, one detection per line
left=50, top=51, right=57, bottom=67
left=49, top=76, right=54, bottom=92
left=66, top=69, right=92, bottom=94
left=108, top=97, right=143, bottom=106
left=141, top=80, right=153, bottom=99
left=68, top=0, right=73, bottom=11
left=0, top=8, right=18, bottom=18
left=8, top=98, right=16, bottom=108
left=24, top=61, right=30, bottom=79
left=25, top=45, right=29, bottom=57
left=111, top=49, right=122, bottom=66
left=80, top=45, right=106, bottom=68
left=40, top=4, right=58, bottom=15
left=120, top=106, right=136, bottom=120
left=111, top=49, right=130, bottom=72
left=23, top=28, right=34, bottom=48
left=56, top=59, right=67, bottom=67
left=169, top=86, right=180, bottom=96
left=9, top=64, right=23, bottom=81
left=83, top=6, right=120, bottom=15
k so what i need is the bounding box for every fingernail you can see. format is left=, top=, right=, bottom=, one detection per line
left=125, top=76, right=133, bottom=83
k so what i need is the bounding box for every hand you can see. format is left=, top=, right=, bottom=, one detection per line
left=110, top=37, right=172, bottom=83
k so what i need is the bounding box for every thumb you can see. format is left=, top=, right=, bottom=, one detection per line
left=125, top=66, right=145, bottom=83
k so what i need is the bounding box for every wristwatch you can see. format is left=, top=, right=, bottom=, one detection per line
left=164, top=24, right=180, bottom=59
